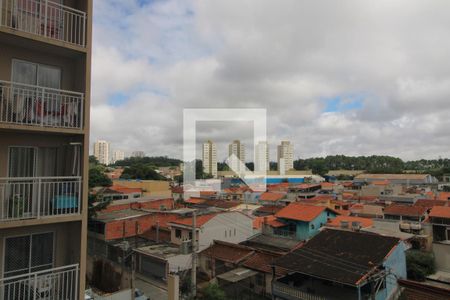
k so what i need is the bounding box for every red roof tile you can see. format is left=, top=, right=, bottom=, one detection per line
left=184, top=197, right=206, bottom=204
left=327, top=216, right=373, bottom=228
left=384, top=204, right=427, bottom=217
left=242, top=251, right=284, bottom=274
left=276, top=203, right=329, bottom=222
left=438, top=192, right=450, bottom=201
left=259, top=192, right=286, bottom=202
left=256, top=205, right=283, bottom=214
left=108, top=185, right=142, bottom=194
left=429, top=206, right=450, bottom=219
left=414, top=199, right=448, bottom=209
left=199, top=240, right=254, bottom=263
left=169, top=213, right=217, bottom=228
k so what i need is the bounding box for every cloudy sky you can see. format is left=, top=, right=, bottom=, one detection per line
left=91, top=0, right=450, bottom=162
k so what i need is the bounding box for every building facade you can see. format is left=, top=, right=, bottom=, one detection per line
left=112, top=150, right=125, bottom=164
left=0, top=0, right=92, bottom=298
left=255, top=141, right=269, bottom=174
left=202, top=140, right=217, bottom=178
left=93, top=139, right=109, bottom=165
left=277, top=141, right=294, bottom=175
left=228, top=140, right=246, bottom=173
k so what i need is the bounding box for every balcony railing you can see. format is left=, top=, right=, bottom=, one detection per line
left=0, top=80, right=84, bottom=129
left=273, top=282, right=328, bottom=300
left=0, top=264, right=79, bottom=299
left=0, top=176, right=81, bottom=221
left=0, top=0, right=86, bottom=47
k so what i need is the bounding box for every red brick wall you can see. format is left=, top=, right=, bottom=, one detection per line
left=99, top=198, right=175, bottom=214
left=105, top=215, right=153, bottom=240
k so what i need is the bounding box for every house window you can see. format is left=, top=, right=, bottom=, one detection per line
left=327, top=211, right=330, bottom=217
left=311, top=224, right=315, bottom=230
left=189, top=232, right=193, bottom=240
left=256, top=273, right=264, bottom=286
left=4, top=232, right=54, bottom=277
left=175, top=229, right=182, bottom=239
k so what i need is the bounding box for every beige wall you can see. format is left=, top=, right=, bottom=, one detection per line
left=0, top=221, right=81, bottom=274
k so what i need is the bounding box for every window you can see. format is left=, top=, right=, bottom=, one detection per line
left=311, top=224, right=315, bottom=230
left=189, top=232, right=193, bottom=240
left=12, top=60, right=61, bottom=89
left=4, top=232, right=54, bottom=277
left=175, top=229, right=182, bottom=239
left=256, top=273, right=264, bottom=286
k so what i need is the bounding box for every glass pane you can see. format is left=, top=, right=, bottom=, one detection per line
left=31, top=232, right=54, bottom=272
left=8, top=147, right=36, bottom=177
left=37, top=65, right=61, bottom=89
left=4, top=236, right=31, bottom=276
left=12, top=60, right=37, bottom=85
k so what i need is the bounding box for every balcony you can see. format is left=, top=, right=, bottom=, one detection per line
left=0, top=80, right=84, bottom=130
left=0, top=176, right=81, bottom=221
left=0, top=264, right=79, bottom=299
left=0, top=0, right=86, bottom=47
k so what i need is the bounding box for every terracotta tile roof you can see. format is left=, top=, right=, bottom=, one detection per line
left=429, top=206, right=450, bottom=219
left=259, top=192, right=286, bottom=202
left=184, top=197, right=206, bottom=204
left=242, top=251, right=284, bottom=274
left=275, top=203, right=329, bottom=222
left=327, top=216, right=373, bottom=228
left=438, top=192, right=450, bottom=201
left=256, top=205, right=283, bottom=214
left=384, top=204, right=427, bottom=217
left=171, top=186, right=184, bottom=193
left=267, top=219, right=286, bottom=228
left=203, top=200, right=241, bottom=209
left=169, top=213, right=217, bottom=228
left=199, top=240, right=254, bottom=263
left=253, top=216, right=266, bottom=229
left=414, top=199, right=448, bottom=209
left=321, top=182, right=335, bottom=188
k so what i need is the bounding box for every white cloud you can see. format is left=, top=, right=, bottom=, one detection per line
left=90, top=0, right=450, bottom=161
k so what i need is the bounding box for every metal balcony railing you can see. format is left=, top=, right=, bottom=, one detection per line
left=0, top=0, right=86, bottom=46
left=0, top=80, right=84, bottom=129
left=0, top=264, right=79, bottom=299
left=0, top=176, right=81, bottom=221
left=273, top=282, right=328, bottom=300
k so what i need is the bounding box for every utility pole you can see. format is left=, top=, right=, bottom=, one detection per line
left=191, top=211, right=197, bottom=298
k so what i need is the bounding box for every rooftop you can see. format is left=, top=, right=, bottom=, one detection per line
left=327, top=216, right=373, bottom=228
left=217, top=267, right=258, bottom=283
left=199, top=240, right=254, bottom=263
left=429, top=206, right=450, bottom=219
left=242, top=250, right=284, bottom=275
left=354, top=173, right=431, bottom=180
left=134, top=243, right=182, bottom=259
left=274, top=229, right=400, bottom=286
left=259, top=192, right=286, bottom=202
left=241, top=234, right=301, bottom=253
left=169, top=213, right=217, bottom=228
left=94, top=209, right=151, bottom=223
left=384, top=204, right=427, bottom=217
left=276, top=203, right=331, bottom=222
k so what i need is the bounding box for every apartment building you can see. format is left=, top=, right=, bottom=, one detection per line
left=255, top=141, right=269, bottom=174
left=202, top=140, right=217, bottom=178
left=93, top=139, right=109, bottom=165
left=0, top=0, right=92, bottom=299
left=111, top=150, right=125, bottom=164
left=277, top=141, right=294, bottom=175
left=228, top=140, right=245, bottom=173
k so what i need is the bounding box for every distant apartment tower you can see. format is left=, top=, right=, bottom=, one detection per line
left=132, top=150, right=145, bottom=158
left=278, top=141, right=294, bottom=174
left=255, top=141, right=269, bottom=173
left=94, top=140, right=110, bottom=165
left=0, top=0, right=92, bottom=298
left=228, top=140, right=246, bottom=173
left=202, top=140, right=217, bottom=178
left=112, top=150, right=125, bottom=163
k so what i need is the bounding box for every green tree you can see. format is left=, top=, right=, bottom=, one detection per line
left=200, top=283, right=226, bottom=300
left=89, top=167, right=112, bottom=188
left=406, top=250, right=435, bottom=281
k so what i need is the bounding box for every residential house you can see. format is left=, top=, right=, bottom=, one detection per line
left=270, top=203, right=338, bottom=240
left=168, top=211, right=254, bottom=251
left=326, top=216, right=373, bottom=231
left=383, top=204, right=427, bottom=234
left=273, top=229, right=407, bottom=300
left=259, top=192, right=287, bottom=206
left=429, top=206, right=450, bottom=272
